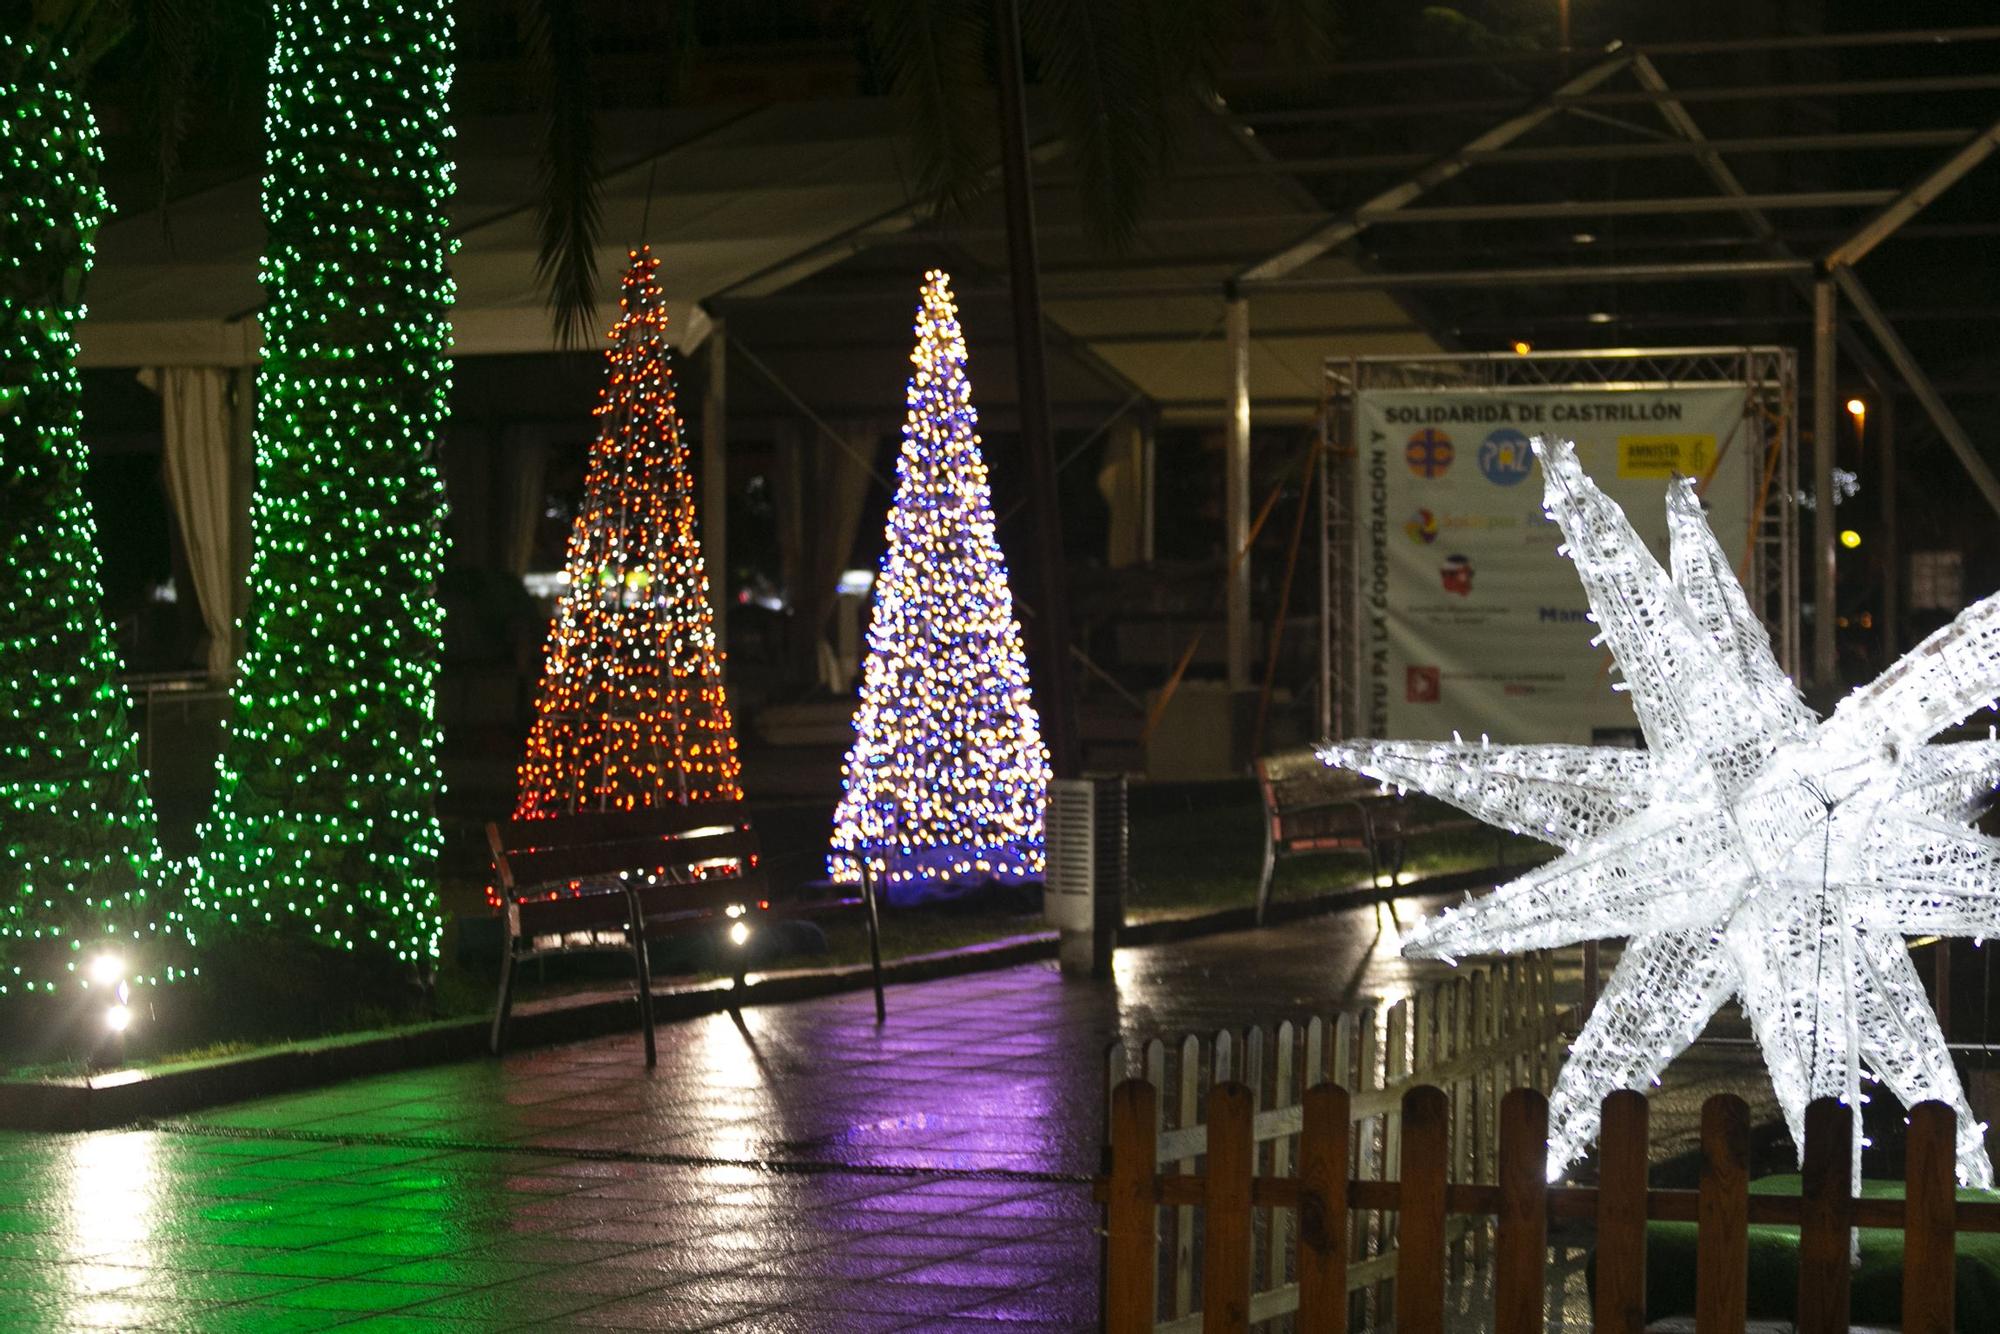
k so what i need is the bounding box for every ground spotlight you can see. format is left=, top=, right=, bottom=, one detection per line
left=105, top=1004, right=133, bottom=1033
left=728, top=921, right=751, bottom=947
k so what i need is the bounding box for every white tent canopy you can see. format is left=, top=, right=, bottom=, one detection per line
left=82, top=101, right=934, bottom=367
left=83, top=96, right=1444, bottom=684
left=84, top=99, right=1443, bottom=422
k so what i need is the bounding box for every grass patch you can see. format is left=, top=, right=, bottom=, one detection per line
left=1123, top=781, right=1548, bottom=923
left=0, top=779, right=1539, bottom=1082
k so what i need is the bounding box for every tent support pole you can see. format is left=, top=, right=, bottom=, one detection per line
left=1226, top=292, right=1253, bottom=695
left=1811, top=278, right=1839, bottom=693
left=703, top=317, right=729, bottom=651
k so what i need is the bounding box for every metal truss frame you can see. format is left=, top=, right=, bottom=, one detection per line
left=1214, top=27, right=2000, bottom=701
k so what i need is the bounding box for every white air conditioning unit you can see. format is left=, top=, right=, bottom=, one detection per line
left=1045, top=776, right=1128, bottom=971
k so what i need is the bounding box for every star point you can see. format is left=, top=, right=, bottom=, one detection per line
left=1321, top=437, right=2000, bottom=1186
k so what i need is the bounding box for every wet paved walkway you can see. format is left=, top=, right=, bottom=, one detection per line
left=0, top=897, right=1760, bottom=1331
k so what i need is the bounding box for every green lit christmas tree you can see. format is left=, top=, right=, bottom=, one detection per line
left=0, top=35, right=172, bottom=998
left=198, top=0, right=455, bottom=968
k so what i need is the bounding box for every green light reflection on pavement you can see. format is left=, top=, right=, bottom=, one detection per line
left=63, top=1130, right=161, bottom=1266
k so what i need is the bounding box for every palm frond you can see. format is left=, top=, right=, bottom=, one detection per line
left=1266, top=0, right=1339, bottom=70
left=1417, top=5, right=1538, bottom=56
left=1130, top=0, right=1235, bottom=165
left=134, top=0, right=213, bottom=224
left=25, top=0, right=118, bottom=66
left=861, top=0, right=994, bottom=221
left=1019, top=0, right=1163, bottom=248
left=518, top=0, right=603, bottom=350
left=1020, top=0, right=1338, bottom=247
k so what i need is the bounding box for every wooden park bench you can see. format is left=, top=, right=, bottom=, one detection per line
left=1254, top=747, right=1506, bottom=925
left=487, top=804, right=884, bottom=1065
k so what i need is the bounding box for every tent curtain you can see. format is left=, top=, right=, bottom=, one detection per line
left=772, top=419, right=807, bottom=626
left=806, top=421, right=878, bottom=640
left=774, top=419, right=878, bottom=690
left=439, top=430, right=494, bottom=568
left=1098, top=414, right=1147, bottom=569
left=153, top=366, right=236, bottom=680
left=500, top=431, right=549, bottom=577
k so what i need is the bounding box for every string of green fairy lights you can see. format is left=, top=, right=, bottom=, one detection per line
left=0, top=35, right=174, bottom=996
left=196, top=0, right=456, bottom=968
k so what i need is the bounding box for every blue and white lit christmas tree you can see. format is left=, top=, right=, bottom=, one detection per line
left=829, top=270, right=1052, bottom=903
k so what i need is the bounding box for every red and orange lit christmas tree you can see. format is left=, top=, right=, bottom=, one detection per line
left=512, top=248, right=742, bottom=835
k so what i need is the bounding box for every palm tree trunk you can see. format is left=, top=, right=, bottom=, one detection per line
left=200, top=0, right=454, bottom=975
left=990, top=0, right=1080, bottom=780
left=0, top=34, right=169, bottom=995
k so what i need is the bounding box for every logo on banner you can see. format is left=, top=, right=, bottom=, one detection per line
left=1440, top=554, right=1474, bottom=597
left=1404, top=509, right=1438, bottom=544
left=1617, top=433, right=1716, bottom=478
left=1477, top=428, right=1535, bottom=486
left=1406, top=665, right=1440, bottom=703
left=1405, top=428, right=1454, bottom=479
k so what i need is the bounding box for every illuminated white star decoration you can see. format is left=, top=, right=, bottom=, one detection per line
left=1321, top=438, right=2000, bottom=1187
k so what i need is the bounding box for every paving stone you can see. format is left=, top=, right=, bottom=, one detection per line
left=259, top=1278, right=458, bottom=1311
left=556, top=1292, right=770, bottom=1328
left=384, top=1281, right=617, bottom=1324
left=332, top=1317, right=517, bottom=1333
left=703, top=1309, right=915, bottom=1333
left=140, top=1303, right=354, bottom=1332
left=0, top=900, right=1736, bottom=1329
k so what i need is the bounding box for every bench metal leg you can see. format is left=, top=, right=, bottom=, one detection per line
left=627, top=892, right=657, bottom=1067
left=1394, top=839, right=1409, bottom=912
left=1375, top=896, right=1405, bottom=933
left=1255, top=826, right=1278, bottom=927
left=730, top=930, right=748, bottom=1000
left=490, top=944, right=518, bottom=1057
left=862, top=862, right=887, bottom=1024
left=1360, top=806, right=1388, bottom=891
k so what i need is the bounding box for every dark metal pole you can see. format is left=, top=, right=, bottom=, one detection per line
left=1880, top=392, right=1899, bottom=663
left=861, top=860, right=886, bottom=1024
left=1937, top=941, right=1953, bottom=1042
left=1811, top=277, right=1839, bottom=692
left=991, top=0, right=1081, bottom=779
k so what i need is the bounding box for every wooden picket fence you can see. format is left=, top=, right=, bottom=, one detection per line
left=1102, top=1083, right=2000, bottom=1334
left=1102, top=956, right=1569, bottom=1330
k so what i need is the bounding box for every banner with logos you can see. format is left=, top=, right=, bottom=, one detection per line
left=1353, top=384, right=1758, bottom=744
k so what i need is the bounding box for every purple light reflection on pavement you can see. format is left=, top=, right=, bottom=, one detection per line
left=0, top=895, right=1505, bottom=1328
